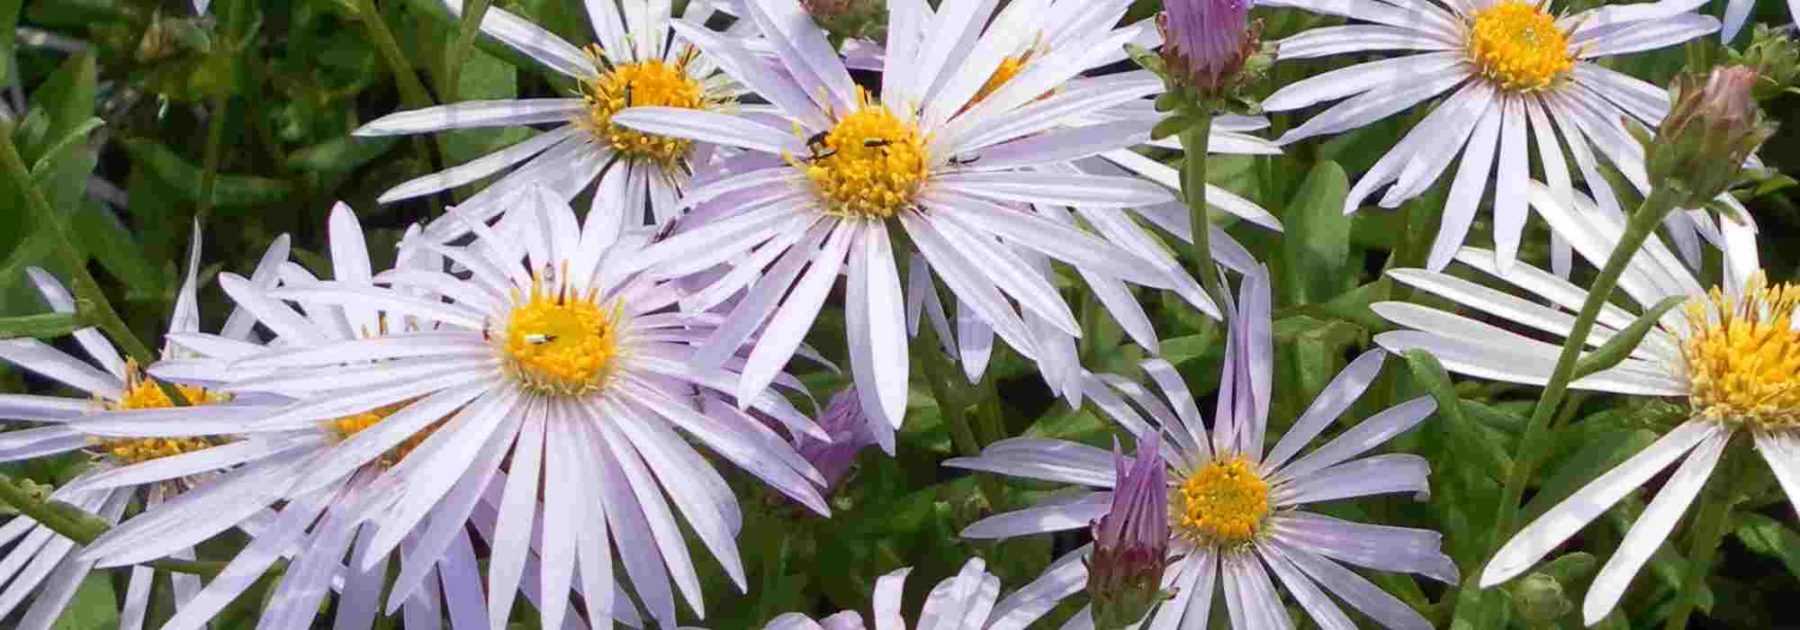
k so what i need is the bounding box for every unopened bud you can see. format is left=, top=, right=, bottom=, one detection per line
left=1158, top=0, right=1260, bottom=97
left=1646, top=65, right=1776, bottom=209
left=1506, top=572, right=1573, bottom=624
left=796, top=389, right=878, bottom=492
left=1087, top=435, right=1171, bottom=629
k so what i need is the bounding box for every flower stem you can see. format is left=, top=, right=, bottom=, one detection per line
left=0, top=471, right=222, bottom=577
left=196, top=0, right=247, bottom=224
left=1490, top=186, right=1679, bottom=540
left=1178, top=114, right=1230, bottom=313
left=0, top=119, right=154, bottom=365
left=442, top=0, right=495, bottom=102
left=1664, top=435, right=1749, bottom=630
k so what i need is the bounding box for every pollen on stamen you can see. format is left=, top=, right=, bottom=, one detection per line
left=1173, top=455, right=1271, bottom=547
left=329, top=403, right=436, bottom=468
left=1679, top=274, right=1800, bottom=429
left=94, top=361, right=230, bottom=465
left=494, top=274, right=621, bottom=397
left=1466, top=0, right=1575, bottom=92
left=791, top=89, right=929, bottom=220
left=576, top=46, right=722, bottom=168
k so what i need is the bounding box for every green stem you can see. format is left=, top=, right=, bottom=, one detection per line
left=0, top=472, right=222, bottom=576
left=1490, top=186, right=1679, bottom=540
left=352, top=0, right=434, bottom=111
left=1664, top=436, right=1748, bottom=629
left=195, top=0, right=246, bottom=223
left=442, top=0, right=495, bottom=102
left=1178, top=115, right=1229, bottom=312
left=0, top=121, right=154, bottom=365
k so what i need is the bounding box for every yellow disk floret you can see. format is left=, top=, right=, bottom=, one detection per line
left=498, top=276, right=620, bottom=396
left=1174, top=456, right=1271, bottom=547
left=329, top=403, right=434, bottom=468
left=577, top=47, right=716, bottom=167
left=97, top=361, right=229, bottom=465
left=1467, top=1, right=1574, bottom=92
left=795, top=90, right=929, bottom=219
left=1680, top=274, right=1800, bottom=428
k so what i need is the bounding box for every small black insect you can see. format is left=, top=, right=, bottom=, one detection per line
left=525, top=334, right=558, bottom=345
left=863, top=138, right=893, bottom=149
left=949, top=153, right=982, bottom=166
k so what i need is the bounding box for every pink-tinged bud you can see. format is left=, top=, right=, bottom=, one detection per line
left=795, top=390, right=878, bottom=492
left=1087, top=435, right=1170, bottom=629
left=1159, top=0, right=1259, bottom=94
left=1646, top=65, right=1774, bottom=208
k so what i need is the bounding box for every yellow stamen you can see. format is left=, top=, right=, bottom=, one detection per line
left=972, top=55, right=1029, bottom=105
left=1680, top=274, right=1800, bottom=428
left=496, top=275, right=620, bottom=396
left=793, top=89, right=929, bottom=219
left=97, top=361, right=229, bottom=465
left=329, top=403, right=435, bottom=468
left=1466, top=1, right=1574, bottom=92
left=577, top=46, right=718, bottom=168
left=1174, top=456, right=1270, bottom=546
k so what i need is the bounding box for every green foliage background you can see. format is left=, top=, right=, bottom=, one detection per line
left=0, top=0, right=1797, bottom=627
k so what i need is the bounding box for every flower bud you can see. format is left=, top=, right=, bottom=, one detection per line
left=795, top=389, right=878, bottom=492
left=1158, top=0, right=1260, bottom=96
left=1646, top=65, right=1775, bottom=209
left=1087, top=435, right=1170, bottom=629
left=1506, top=573, right=1573, bottom=624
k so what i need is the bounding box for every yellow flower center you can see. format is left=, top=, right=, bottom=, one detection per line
left=97, top=362, right=229, bottom=465
left=577, top=48, right=715, bottom=167
left=329, top=403, right=435, bottom=468
left=1466, top=1, right=1574, bottom=92
left=795, top=91, right=929, bottom=219
left=1680, top=274, right=1800, bottom=428
left=1174, top=456, right=1270, bottom=546
left=497, top=276, right=619, bottom=396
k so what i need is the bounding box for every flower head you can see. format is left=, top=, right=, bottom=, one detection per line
left=1088, top=436, right=1171, bottom=628
left=1160, top=0, right=1259, bottom=94
left=1647, top=65, right=1774, bottom=207
left=796, top=388, right=881, bottom=491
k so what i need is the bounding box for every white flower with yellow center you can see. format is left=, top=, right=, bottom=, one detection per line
left=354, top=0, right=746, bottom=244
left=951, top=268, right=1458, bottom=629
left=74, top=191, right=828, bottom=629
left=1370, top=182, right=1785, bottom=624
left=62, top=204, right=567, bottom=630
left=1263, top=0, right=1735, bottom=273
left=0, top=228, right=272, bottom=630
left=609, top=0, right=1197, bottom=437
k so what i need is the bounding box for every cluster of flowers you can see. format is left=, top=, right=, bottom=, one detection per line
left=0, top=0, right=1789, bottom=627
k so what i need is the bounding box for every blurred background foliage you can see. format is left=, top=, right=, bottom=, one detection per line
left=0, top=0, right=1796, bottom=627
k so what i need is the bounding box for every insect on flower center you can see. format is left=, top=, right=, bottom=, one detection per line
left=1679, top=274, right=1800, bottom=429
left=329, top=403, right=436, bottom=468
left=97, top=362, right=229, bottom=465
left=578, top=48, right=711, bottom=167
left=497, top=276, right=619, bottom=396
left=795, top=91, right=929, bottom=219
left=1174, top=456, right=1270, bottom=546
left=1466, top=1, right=1574, bottom=92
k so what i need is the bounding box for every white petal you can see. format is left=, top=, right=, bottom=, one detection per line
left=450, top=1, right=596, bottom=80
left=960, top=492, right=1110, bottom=539
left=355, top=99, right=585, bottom=136
left=1270, top=511, right=1459, bottom=584
left=1583, top=427, right=1728, bottom=624
left=612, top=107, right=805, bottom=155
left=1264, top=350, right=1386, bottom=471
left=935, top=171, right=1174, bottom=209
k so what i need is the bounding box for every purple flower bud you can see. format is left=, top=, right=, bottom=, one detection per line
left=796, top=389, right=879, bottom=492
left=1087, top=435, right=1170, bottom=628
left=1159, top=0, right=1257, bottom=93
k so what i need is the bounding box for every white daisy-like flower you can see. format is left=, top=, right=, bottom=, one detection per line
left=59, top=204, right=577, bottom=630
left=354, top=0, right=747, bottom=244
left=1262, top=0, right=1731, bottom=273
left=609, top=0, right=1197, bottom=436
left=763, top=557, right=1060, bottom=630
left=950, top=267, right=1459, bottom=629
left=76, top=191, right=831, bottom=628
left=1371, top=182, right=1783, bottom=624
left=0, top=227, right=274, bottom=630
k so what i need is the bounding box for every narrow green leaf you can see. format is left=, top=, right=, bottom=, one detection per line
left=121, top=139, right=295, bottom=207
left=0, top=312, right=84, bottom=339
left=29, top=117, right=104, bottom=178
left=1734, top=512, right=1800, bottom=580
left=1280, top=160, right=1352, bottom=305
left=285, top=135, right=397, bottom=173
left=49, top=573, right=117, bottom=630
left=1404, top=349, right=1514, bottom=480
left=0, top=0, right=19, bottom=87
left=1570, top=295, right=1686, bottom=381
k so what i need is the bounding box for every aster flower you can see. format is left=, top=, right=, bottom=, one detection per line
left=0, top=228, right=274, bottom=630
left=1086, top=436, right=1171, bottom=628
left=1262, top=0, right=1734, bottom=272
left=763, top=557, right=1060, bottom=630
left=610, top=0, right=1201, bottom=432
left=75, top=191, right=830, bottom=628
left=354, top=0, right=746, bottom=243
left=1371, top=182, right=1782, bottom=624
left=1160, top=0, right=1260, bottom=94
left=796, top=388, right=880, bottom=492
left=950, top=268, right=1458, bottom=628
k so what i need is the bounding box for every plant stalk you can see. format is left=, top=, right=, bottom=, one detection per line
left=1178, top=114, right=1229, bottom=313
left=0, top=472, right=222, bottom=576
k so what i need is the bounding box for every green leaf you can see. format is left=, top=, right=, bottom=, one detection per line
left=29, top=117, right=103, bottom=178
left=1734, top=512, right=1800, bottom=579
left=1570, top=295, right=1685, bottom=381
left=18, top=53, right=97, bottom=162
left=69, top=203, right=164, bottom=299
left=1280, top=160, right=1353, bottom=305
left=1403, top=349, right=1514, bottom=481
left=121, top=139, right=295, bottom=208
left=0, top=0, right=19, bottom=87
left=0, top=312, right=84, bottom=339
left=285, top=135, right=397, bottom=173
left=49, top=572, right=117, bottom=630
left=1522, top=427, right=1658, bottom=522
